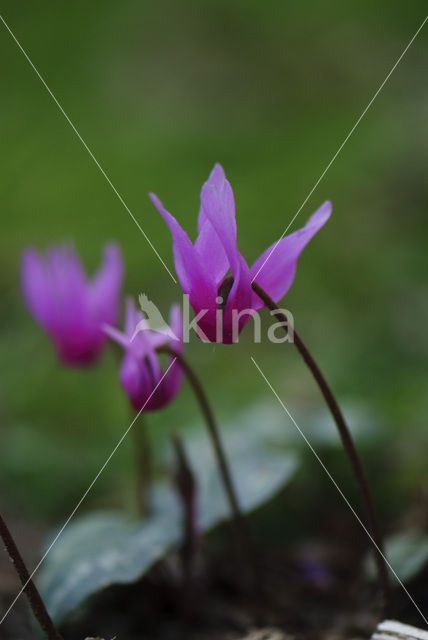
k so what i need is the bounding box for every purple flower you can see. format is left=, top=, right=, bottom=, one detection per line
left=104, top=299, right=183, bottom=412
left=21, top=243, right=123, bottom=366
left=150, top=164, right=332, bottom=343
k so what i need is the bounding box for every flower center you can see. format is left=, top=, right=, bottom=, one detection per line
left=217, top=275, right=234, bottom=311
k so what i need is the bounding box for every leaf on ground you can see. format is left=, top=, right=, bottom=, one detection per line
left=38, top=406, right=298, bottom=623
left=365, top=530, right=428, bottom=583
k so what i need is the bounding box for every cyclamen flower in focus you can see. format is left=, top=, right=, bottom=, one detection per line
left=21, top=243, right=123, bottom=366
left=150, top=164, right=332, bottom=343
left=104, top=299, right=183, bottom=412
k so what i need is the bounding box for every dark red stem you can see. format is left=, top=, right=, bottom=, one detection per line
left=157, top=345, right=256, bottom=582
left=171, top=433, right=199, bottom=578
left=0, top=512, right=63, bottom=640
left=252, top=281, right=388, bottom=606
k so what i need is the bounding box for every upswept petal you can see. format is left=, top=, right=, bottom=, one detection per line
left=199, top=164, right=238, bottom=270
left=91, top=243, right=123, bottom=326
left=102, top=324, right=130, bottom=351
left=125, top=297, right=161, bottom=362
left=194, top=216, right=229, bottom=284
left=20, top=249, right=56, bottom=331
left=45, top=247, right=90, bottom=344
left=196, top=167, right=230, bottom=284
left=143, top=305, right=184, bottom=409
left=160, top=303, right=184, bottom=401
left=149, top=193, right=215, bottom=308
left=105, top=298, right=184, bottom=412
left=21, top=243, right=123, bottom=366
left=199, top=165, right=253, bottom=323
left=125, top=297, right=143, bottom=337
left=250, top=201, right=332, bottom=309
left=104, top=299, right=152, bottom=357
left=168, top=303, right=183, bottom=351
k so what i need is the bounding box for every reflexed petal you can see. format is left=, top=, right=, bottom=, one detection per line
left=199, top=164, right=238, bottom=269
left=102, top=324, right=130, bottom=350
left=105, top=297, right=184, bottom=411
left=150, top=192, right=216, bottom=309
left=91, top=243, right=123, bottom=326
left=196, top=168, right=230, bottom=284
left=159, top=303, right=184, bottom=401
left=135, top=293, right=172, bottom=350
left=194, top=217, right=228, bottom=284
left=20, top=249, right=56, bottom=331
left=200, top=164, right=253, bottom=326
left=21, top=243, right=123, bottom=366
left=47, top=246, right=87, bottom=309
left=124, top=297, right=161, bottom=359
left=125, top=297, right=141, bottom=337
left=250, top=201, right=332, bottom=309
left=145, top=332, right=170, bottom=351
left=168, top=303, right=183, bottom=350
left=46, top=247, right=90, bottom=340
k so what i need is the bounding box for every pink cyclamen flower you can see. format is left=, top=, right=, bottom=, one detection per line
left=21, top=243, right=123, bottom=366
left=104, top=298, right=183, bottom=412
left=150, top=163, right=332, bottom=343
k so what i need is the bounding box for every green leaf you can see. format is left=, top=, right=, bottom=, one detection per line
left=365, top=530, right=428, bottom=583
left=179, top=422, right=298, bottom=530
left=38, top=509, right=182, bottom=623
left=38, top=408, right=298, bottom=623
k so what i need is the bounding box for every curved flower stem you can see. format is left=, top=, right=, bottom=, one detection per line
left=252, top=282, right=388, bottom=605
left=0, top=512, right=63, bottom=640
left=157, top=345, right=256, bottom=581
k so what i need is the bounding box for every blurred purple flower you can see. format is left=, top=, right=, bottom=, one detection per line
left=104, top=298, right=183, bottom=412
left=150, top=164, right=331, bottom=343
left=21, top=243, right=123, bottom=366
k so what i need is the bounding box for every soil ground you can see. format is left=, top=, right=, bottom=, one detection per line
left=3, top=516, right=426, bottom=640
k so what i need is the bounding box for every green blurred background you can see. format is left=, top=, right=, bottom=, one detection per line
left=1, top=1, right=427, bottom=525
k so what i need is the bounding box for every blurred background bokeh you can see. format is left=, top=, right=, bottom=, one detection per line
left=1, top=1, right=427, bottom=529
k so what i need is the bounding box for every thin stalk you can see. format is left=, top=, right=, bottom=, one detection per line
left=252, top=281, right=388, bottom=605
left=132, top=413, right=151, bottom=517
left=171, top=432, right=199, bottom=563
left=170, top=432, right=199, bottom=608
left=157, top=345, right=256, bottom=582
left=0, top=512, right=63, bottom=640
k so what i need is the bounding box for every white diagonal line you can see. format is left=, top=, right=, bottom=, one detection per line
left=251, top=356, right=428, bottom=628
left=252, top=15, right=428, bottom=284
left=0, top=358, right=177, bottom=625
left=0, top=14, right=177, bottom=284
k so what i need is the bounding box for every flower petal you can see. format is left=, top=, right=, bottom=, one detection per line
left=20, top=249, right=56, bottom=331
left=159, top=304, right=182, bottom=400
left=199, top=164, right=253, bottom=335
left=125, top=297, right=160, bottom=360
left=149, top=193, right=215, bottom=308
left=199, top=164, right=238, bottom=269
left=250, top=201, right=332, bottom=309
left=90, top=243, right=123, bottom=327
left=46, top=246, right=90, bottom=335
left=168, top=303, right=183, bottom=351
left=102, top=323, right=129, bottom=350
left=125, top=297, right=142, bottom=337
left=120, top=353, right=152, bottom=412
left=194, top=216, right=229, bottom=284
left=219, top=253, right=252, bottom=342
